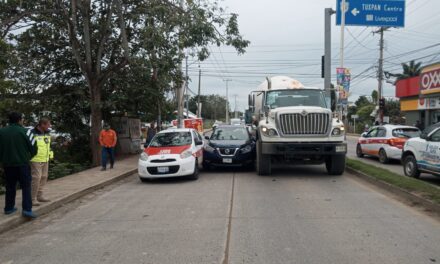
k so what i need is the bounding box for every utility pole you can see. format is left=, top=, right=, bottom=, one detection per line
left=197, top=67, right=202, bottom=117
left=177, top=0, right=185, bottom=128
left=340, top=0, right=346, bottom=69
left=324, top=8, right=335, bottom=106
left=224, top=79, right=232, bottom=124
left=185, top=55, right=189, bottom=119
left=375, top=27, right=387, bottom=124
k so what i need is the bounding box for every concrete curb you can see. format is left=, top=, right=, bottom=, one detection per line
left=0, top=168, right=137, bottom=234
left=346, top=166, right=440, bottom=213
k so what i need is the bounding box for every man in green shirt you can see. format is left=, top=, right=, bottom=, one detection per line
left=0, top=112, right=38, bottom=218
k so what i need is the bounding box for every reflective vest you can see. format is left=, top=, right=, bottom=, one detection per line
left=31, top=129, right=54, bottom=163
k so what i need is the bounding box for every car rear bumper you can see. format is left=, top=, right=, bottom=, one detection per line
left=384, top=146, right=403, bottom=160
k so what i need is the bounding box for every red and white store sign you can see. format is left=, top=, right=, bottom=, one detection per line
left=421, top=63, right=440, bottom=95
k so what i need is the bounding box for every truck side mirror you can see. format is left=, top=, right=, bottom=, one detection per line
left=263, top=105, right=270, bottom=114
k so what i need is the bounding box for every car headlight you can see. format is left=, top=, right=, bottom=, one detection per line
left=180, top=150, right=193, bottom=159
left=261, top=126, right=279, bottom=137
left=140, top=152, right=148, bottom=161
left=241, top=145, right=252, bottom=154
left=203, top=144, right=215, bottom=152
left=332, top=127, right=345, bottom=136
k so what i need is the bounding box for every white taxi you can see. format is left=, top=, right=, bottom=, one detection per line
left=402, top=123, right=440, bottom=178
left=356, top=124, right=420, bottom=163
left=138, top=128, right=204, bottom=181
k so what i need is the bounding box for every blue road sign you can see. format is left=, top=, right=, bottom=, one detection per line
left=336, top=0, right=405, bottom=27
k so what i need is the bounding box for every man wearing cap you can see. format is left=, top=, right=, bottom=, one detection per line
left=99, top=124, right=117, bottom=171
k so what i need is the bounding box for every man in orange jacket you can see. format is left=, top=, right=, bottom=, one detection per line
left=99, top=124, right=117, bottom=171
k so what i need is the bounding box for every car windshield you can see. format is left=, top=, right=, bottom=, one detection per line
left=392, top=128, right=421, bottom=138
left=149, top=132, right=192, bottom=147
left=211, top=127, right=249, bottom=140
left=266, top=89, right=326, bottom=109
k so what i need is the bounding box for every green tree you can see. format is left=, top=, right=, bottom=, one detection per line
left=2, top=0, right=249, bottom=165
left=387, top=60, right=422, bottom=81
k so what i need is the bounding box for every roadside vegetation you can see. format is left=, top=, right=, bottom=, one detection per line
left=347, top=158, right=440, bottom=205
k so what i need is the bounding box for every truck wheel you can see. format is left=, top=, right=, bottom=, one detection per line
left=326, top=155, right=345, bottom=175
left=256, top=142, right=271, bottom=175
left=356, top=144, right=364, bottom=158
left=378, top=149, right=389, bottom=164
left=403, top=155, right=420, bottom=178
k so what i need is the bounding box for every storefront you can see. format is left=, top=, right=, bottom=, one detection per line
left=395, top=62, right=440, bottom=128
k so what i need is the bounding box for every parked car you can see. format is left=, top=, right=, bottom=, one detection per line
left=356, top=124, right=421, bottom=163
left=138, top=128, right=204, bottom=181
left=203, top=125, right=256, bottom=169
left=402, top=122, right=440, bottom=178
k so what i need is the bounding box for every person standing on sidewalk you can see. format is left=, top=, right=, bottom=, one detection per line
left=99, top=124, right=117, bottom=171
left=146, top=122, right=156, bottom=145
left=0, top=112, right=38, bottom=218
left=30, top=117, right=54, bottom=206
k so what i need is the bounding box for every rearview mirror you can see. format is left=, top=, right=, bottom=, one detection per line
left=204, top=136, right=210, bottom=140
left=361, top=132, right=367, bottom=138
left=195, top=140, right=203, bottom=146
left=143, top=143, right=149, bottom=148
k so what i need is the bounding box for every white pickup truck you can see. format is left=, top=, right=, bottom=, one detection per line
left=402, top=123, right=440, bottom=178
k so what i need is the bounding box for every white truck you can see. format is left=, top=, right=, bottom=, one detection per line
left=248, top=76, right=347, bottom=175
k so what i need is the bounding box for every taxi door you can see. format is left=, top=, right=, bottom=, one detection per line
left=361, top=127, right=378, bottom=156
left=192, top=130, right=204, bottom=165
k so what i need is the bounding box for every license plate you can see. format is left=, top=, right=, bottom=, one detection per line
left=157, top=166, right=169, bottom=173
left=223, top=158, right=233, bottom=164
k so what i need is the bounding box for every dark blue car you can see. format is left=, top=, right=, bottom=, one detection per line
left=203, top=125, right=256, bottom=169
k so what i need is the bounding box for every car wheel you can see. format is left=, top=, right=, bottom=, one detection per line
left=356, top=144, right=364, bottom=158
left=403, top=155, right=420, bottom=178
left=188, top=159, right=199, bottom=180
left=379, top=148, right=389, bottom=164
left=325, top=155, right=345, bottom=175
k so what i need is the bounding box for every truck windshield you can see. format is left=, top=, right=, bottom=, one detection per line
left=266, top=89, right=327, bottom=108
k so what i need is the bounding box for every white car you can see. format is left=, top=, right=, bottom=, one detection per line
left=402, top=123, right=440, bottom=178
left=356, top=124, right=421, bottom=163
left=138, top=128, right=204, bottom=181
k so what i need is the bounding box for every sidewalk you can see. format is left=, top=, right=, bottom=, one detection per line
left=0, top=155, right=138, bottom=234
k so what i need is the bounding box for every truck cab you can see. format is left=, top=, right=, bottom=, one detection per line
left=248, top=76, right=347, bottom=175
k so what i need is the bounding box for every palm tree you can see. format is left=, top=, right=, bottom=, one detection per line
left=385, top=60, right=422, bottom=81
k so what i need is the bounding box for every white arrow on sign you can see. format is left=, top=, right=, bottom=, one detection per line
left=351, top=8, right=360, bottom=16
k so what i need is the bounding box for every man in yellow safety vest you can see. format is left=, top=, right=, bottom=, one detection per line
left=30, top=118, right=54, bottom=206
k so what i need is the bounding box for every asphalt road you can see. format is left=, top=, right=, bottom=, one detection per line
left=346, top=135, right=440, bottom=186
left=1, top=167, right=439, bottom=264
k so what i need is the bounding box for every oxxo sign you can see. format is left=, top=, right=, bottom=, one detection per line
left=421, top=63, right=440, bottom=95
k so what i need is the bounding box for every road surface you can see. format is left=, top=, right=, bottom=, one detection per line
left=0, top=167, right=439, bottom=264
left=347, top=135, right=440, bottom=186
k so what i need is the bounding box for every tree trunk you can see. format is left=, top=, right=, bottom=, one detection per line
left=89, top=79, right=102, bottom=166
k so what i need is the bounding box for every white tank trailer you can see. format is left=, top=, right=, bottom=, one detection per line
left=248, top=76, right=347, bottom=175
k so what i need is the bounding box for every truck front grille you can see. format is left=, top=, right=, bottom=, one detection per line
left=278, top=113, right=330, bottom=135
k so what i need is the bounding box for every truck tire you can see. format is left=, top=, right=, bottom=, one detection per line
left=326, top=155, right=345, bottom=175
left=256, top=141, right=271, bottom=175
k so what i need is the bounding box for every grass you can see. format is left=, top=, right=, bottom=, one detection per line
left=346, top=158, right=440, bottom=205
